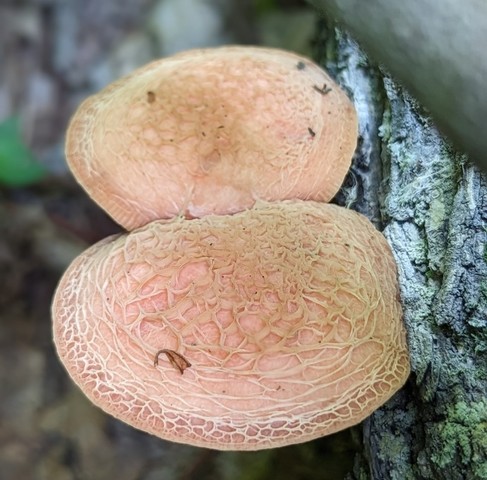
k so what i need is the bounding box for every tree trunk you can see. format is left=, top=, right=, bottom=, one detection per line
left=314, top=23, right=487, bottom=480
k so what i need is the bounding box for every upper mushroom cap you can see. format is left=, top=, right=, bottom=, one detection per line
left=52, top=200, right=409, bottom=450
left=66, top=46, right=357, bottom=230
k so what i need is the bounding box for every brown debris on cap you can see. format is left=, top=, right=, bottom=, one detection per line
left=65, top=46, right=358, bottom=230
left=52, top=201, right=409, bottom=450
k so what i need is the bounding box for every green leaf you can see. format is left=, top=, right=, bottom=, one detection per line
left=0, top=116, right=46, bottom=187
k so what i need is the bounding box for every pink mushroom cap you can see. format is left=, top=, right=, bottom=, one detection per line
left=65, top=46, right=357, bottom=230
left=52, top=201, right=410, bottom=450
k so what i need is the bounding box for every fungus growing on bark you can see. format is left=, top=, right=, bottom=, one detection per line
left=52, top=201, right=410, bottom=451
left=65, top=46, right=357, bottom=230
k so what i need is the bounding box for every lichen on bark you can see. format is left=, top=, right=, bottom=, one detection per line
left=314, top=23, right=487, bottom=480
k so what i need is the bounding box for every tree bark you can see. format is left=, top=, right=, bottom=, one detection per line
left=313, top=24, right=487, bottom=480
left=308, top=0, right=487, bottom=173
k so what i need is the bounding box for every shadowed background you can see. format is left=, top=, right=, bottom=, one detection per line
left=0, top=1, right=361, bottom=479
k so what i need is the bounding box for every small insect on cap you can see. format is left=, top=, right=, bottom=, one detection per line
left=65, top=46, right=358, bottom=230
left=52, top=201, right=410, bottom=451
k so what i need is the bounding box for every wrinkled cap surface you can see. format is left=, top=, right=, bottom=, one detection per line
left=66, top=46, right=357, bottom=229
left=52, top=201, right=410, bottom=450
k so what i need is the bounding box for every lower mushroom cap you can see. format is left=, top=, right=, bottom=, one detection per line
left=65, top=46, right=357, bottom=230
left=52, top=201, right=409, bottom=450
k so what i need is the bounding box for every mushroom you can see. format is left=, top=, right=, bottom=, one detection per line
left=65, top=46, right=357, bottom=230
left=52, top=200, right=410, bottom=450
